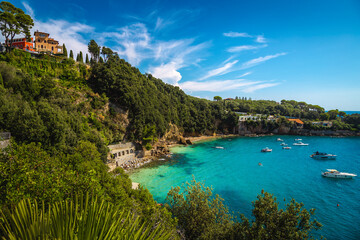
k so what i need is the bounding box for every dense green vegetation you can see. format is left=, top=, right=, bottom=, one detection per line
left=88, top=53, right=238, bottom=140
left=226, top=99, right=325, bottom=120
left=165, top=179, right=322, bottom=240
left=0, top=50, right=178, bottom=237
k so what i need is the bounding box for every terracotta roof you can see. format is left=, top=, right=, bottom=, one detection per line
left=288, top=119, right=304, bottom=125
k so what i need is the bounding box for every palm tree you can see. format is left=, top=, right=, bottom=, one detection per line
left=0, top=194, right=176, bottom=239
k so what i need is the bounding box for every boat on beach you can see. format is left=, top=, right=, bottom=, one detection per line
left=322, top=169, right=357, bottom=179
left=310, top=151, right=336, bottom=160
left=293, top=142, right=309, bottom=146
left=261, top=147, right=272, bottom=152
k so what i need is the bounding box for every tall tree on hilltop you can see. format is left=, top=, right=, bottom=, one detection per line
left=101, top=46, right=113, bottom=62
left=69, top=50, right=73, bottom=59
left=214, top=96, right=222, bottom=101
left=0, top=1, right=34, bottom=52
left=88, top=40, right=100, bottom=63
left=62, top=43, right=67, bottom=57
left=85, top=53, right=89, bottom=64
left=79, top=51, right=83, bottom=63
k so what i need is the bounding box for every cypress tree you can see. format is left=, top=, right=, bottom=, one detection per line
left=79, top=51, right=83, bottom=63
left=62, top=44, right=67, bottom=57
left=86, top=54, right=89, bottom=64
left=0, top=73, right=3, bottom=88
left=69, top=50, right=74, bottom=59
left=76, top=53, right=80, bottom=62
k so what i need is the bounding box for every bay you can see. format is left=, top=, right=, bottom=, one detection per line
left=130, top=136, right=360, bottom=239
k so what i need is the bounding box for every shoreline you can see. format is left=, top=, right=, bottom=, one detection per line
left=121, top=132, right=360, bottom=173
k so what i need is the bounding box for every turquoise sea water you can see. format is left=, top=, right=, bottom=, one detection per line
left=130, top=136, right=360, bottom=239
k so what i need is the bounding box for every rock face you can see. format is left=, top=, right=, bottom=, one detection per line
left=186, top=139, right=193, bottom=145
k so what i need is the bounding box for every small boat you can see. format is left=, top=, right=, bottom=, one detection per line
left=293, top=142, right=309, bottom=146
left=310, top=152, right=336, bottom=160
left=214, top=146, right=224, bottom=149
left=282, top=146, right=291, bottom=150
left=322, top=169, right=357, bottom=179
left=277, top=138, right=284, bottom=141
left=280, top=142, right=287, bottom=146
left=294, top=138, right=302, bottom=141
left=261, top=147, right=272, bottom=152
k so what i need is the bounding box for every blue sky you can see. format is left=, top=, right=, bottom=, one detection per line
left=6, top=0, right=360, bottom=110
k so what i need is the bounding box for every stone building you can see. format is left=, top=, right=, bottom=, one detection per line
left=34, top=31, right=63, bottom=54
left=108, top=142, right=137, bottom=167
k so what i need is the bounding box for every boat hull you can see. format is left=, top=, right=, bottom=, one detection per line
left=322, top=173, right=355, bottom=179
left=311, top=156, right=336, bottom=160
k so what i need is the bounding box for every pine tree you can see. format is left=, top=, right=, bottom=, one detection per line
left=62, top=44, right=67, bottom=57
left=79, top=51, right=84, bottom=63
left=86, top=54, right=89, bottom=64
left=69, top=50, right=74, bottom=59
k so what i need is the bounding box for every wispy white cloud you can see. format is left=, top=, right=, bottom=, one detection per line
left=242, top=83, right=279, bottom=93
left=180, top=79, right=280, bottom=93
left=241, top=53, right=287, bottom=69
left=255, top=35, right=266, bottom=43
left=154, top=17, right=173, bottom=31
left=227, top=44, right=267, bottom=53
left=180, top=79, right=258, bottom=92
left=223, top=32, right=252, bottom=38
left=238, top=72, right=252, bottom=78
left=22, top=2, right=34, bottom=18
left=199, top=60, right=238, bottom=80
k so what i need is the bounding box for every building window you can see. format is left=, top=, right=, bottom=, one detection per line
left=52, top=46, right=54, bottom=51
left=44, top=40, right=46, bottom=43
left=41, top=45, right=43, bottom=48
left=38, top=39, right=40, bottom=42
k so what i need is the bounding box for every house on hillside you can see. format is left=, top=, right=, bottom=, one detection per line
left=239, top=114, right=262, bottom=122
left=108, top=142, right=138, bottom=166
left=34, top=31, right=63, bottom=54
left=288, top=119, right=304, bottom=128
left=5, top=37, right=35, bottom=52
left=312, top=121, right=333, bottom=127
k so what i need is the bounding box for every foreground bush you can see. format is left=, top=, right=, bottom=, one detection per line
left=0, top=194, right=177, bottom=240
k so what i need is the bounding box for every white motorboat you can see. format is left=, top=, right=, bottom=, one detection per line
left=322, top=169, right=357, bottom=179
left=293, top=142, right=309, bottom=146
left=294, top=138, right=302, bottom=141
left=282, top=146, right=291, bottom=150
left=310, top=152, right=336, bottom=160
left=280, top=142, right=287, bottom=146
left=277, top=138, right=284, bottom=141
left=214, top=146, right=224, bottom=149
left=261, top=147, right=272, bottom=152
